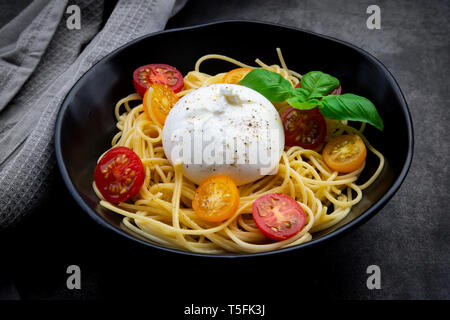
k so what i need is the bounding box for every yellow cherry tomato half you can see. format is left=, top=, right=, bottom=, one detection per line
left=192, top=175, right=240, bottom=222
left=223, top=67, right=253, bottom=84
left=143, top=83, right=178, bottom=126
left=322, top=134, right=367, bottom=173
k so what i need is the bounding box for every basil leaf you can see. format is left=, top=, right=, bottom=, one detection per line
left=292, top=87, right=309, bottom=101
left=301, top=71, right=340, bottom=99
left=286, top=96, right=320, bottom=110
left=320, top=94, right=384, bottom=130
left=239, top=69, right=295, bottom=102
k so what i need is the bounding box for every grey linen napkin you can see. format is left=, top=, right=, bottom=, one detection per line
left=0, top=0, right=186, bottom=227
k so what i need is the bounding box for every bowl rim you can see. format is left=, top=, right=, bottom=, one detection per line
left=55, top=19, right=414, bottom=258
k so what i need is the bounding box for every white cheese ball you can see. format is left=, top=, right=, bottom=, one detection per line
left=162, top=84, right=284, bottom=185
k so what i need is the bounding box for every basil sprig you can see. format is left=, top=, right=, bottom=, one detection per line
left=239, top=69, right=384, bottom=131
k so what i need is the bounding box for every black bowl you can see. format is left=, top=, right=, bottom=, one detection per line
left=55, top=20, right=413, bottom=257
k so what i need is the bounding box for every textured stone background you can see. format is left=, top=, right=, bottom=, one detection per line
left=0, top=0, right=448, bottom=300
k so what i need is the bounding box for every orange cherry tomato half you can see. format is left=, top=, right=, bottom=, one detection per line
left=322, top=134, right=367, bottom=173
left=281, top=107, right=327, bottom=149
left=252, top=193, right=306, bottom=241
left=223, top=67, right=253, bottom=84
left=192, top=175, right=240, bottom=222
left=133, top=63, right=183, bottom=97
left=143, top=84, right=178, bottom=126
left=94, top=146, right=145, bottom=203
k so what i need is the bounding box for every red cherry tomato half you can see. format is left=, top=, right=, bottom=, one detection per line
left=281, top=107, right=327, bottom=149
left=94, top=146, right=145, bottom=203
left=133, top=64, right=183, bottom=97
left=252, top=193, right=306, bottom=241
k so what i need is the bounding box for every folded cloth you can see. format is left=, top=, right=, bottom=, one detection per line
left=0, top=0, right=186, bottom=227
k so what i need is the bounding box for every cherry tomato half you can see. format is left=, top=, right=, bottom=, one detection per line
left=281, top=107, right=327, bottom=149
left=252, top=193, right=306, bottom=241
left=94, top=146, right=145, bottom=203
left=192, top=175, right=240, bottom=222
left=322, top=134, right=367, bottom=173
left=133, top=64, right=183, bottom=97
left=223, top=67, right=253, bottom=84
left=143, top=84, right=178, bottom=126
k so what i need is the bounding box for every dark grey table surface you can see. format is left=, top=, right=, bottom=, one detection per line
left=0, top=0, right=448, bottom=301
